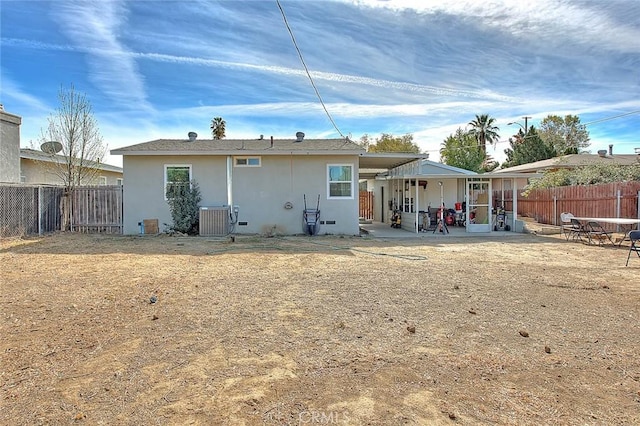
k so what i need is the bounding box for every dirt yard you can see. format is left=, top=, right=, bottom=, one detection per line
left=1, top=232, right=639, bottom=425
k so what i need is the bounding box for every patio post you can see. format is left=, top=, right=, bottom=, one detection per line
left=512, top=178, right=518, bottom=231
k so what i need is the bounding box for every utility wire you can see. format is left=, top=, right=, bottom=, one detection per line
left=583, top=110, right=640, bottom=126
left=276, top=0, right=346, bottom=139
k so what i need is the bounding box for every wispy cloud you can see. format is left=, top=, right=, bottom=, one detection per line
left=0, top=71, right=51, bottom=113
left=50, top=1, right=153, bottom=112
left=343, top=0, right=640, bottom=53
left=2, top=37, right=516, bottom=102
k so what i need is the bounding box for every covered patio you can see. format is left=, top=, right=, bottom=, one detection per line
left=358, top=153, right=535, bottom=235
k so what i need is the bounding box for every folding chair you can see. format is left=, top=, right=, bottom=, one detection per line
left=585, top=221, right=614, bottom=246
left=568, top=218, right=586, bottom=242
left=560, top=212, right=579, bottom=241
left=626, top=230, right=640, bottom=266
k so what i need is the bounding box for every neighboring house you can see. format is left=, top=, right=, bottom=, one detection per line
left=493, top=146, right=640, bottom=189
left=0, top=106, right=22, bottom=183
left=20, top=148, right=123, bottom=186
left=112, top=133, right=380, bottom=236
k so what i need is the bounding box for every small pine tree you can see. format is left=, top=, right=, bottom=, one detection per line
left=165, top=179, right=201, bottom=235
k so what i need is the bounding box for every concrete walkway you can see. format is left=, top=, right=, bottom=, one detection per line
left=359, top=221, right=523, bottom=239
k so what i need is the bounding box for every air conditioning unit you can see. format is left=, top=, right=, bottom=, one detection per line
left=199, top=206, right=230, bottom=236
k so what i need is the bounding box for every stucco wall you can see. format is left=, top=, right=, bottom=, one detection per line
left=121, top=154, right=360, bottom=236
left=0, top=110, right=22, bottom=183
left=20, top=158, right=123, bottom=185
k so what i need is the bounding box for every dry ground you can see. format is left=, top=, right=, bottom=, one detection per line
left=1, top=232, right=639, bottom=425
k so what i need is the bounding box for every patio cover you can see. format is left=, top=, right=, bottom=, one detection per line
left=358, top=153, right=429, bottom=179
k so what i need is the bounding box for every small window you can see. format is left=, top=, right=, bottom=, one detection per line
left=234, top=156, right=261, bottom=167
left=165, top=164, right=192, bottom=199
left=99, top=176, right=107, bottom=186
left=327, top=164, right=354, bottom=199
left=116, top=178, right=123, bottom=186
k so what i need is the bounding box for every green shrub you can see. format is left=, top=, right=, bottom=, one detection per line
left=165, top=179, right=201, bottom=235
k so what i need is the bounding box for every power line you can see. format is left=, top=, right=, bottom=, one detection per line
left=583, top=110, right=640, bottom=126
left=275, top=0, right=346, bottom=138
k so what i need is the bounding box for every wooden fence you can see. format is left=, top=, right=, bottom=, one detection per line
left=359, top=191, right=374, bottom=220
left=493, top=181, right=640, bottom=231
left=68, top=186, right=123, bottom=233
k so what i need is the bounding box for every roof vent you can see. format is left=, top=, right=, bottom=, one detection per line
left=188, top=132, right=197, bottom=142
left=295, top=131, right=305, bottom=142
left=597, top=149, right=607, bottom=157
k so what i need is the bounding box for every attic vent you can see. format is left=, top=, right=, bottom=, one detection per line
left=597, top=150, right=607, bottom=157
left=188, top=132, right=197, bottom=142
left=295, top=131, right=305, bottom=142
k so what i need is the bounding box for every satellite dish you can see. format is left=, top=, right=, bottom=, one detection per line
left=41, top=141, right=63, bottom=154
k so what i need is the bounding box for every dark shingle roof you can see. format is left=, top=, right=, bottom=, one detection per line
left=111, top=138, right=365, bottom=155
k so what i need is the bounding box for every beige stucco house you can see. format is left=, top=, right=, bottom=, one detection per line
left=20, top=149, right=123, bottom=186
left=112, top=133, right=382, bottom=236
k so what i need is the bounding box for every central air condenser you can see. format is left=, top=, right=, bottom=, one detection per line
left=199, top=206, right=230, bottom=236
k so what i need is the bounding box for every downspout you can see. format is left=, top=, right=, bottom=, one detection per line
left=414, top=179, right=419, bottom=234
left=226, top=155, right=233, bottom=207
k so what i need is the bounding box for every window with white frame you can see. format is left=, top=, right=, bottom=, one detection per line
left=99, top=176, right=107, bottom=186
left=234, top=156, right=261, bottom=167
left=327, top=164, right=354, bottom=199
left=116, top=178, right=123, bottom=186
left=164, top=164, right=192, bottom=199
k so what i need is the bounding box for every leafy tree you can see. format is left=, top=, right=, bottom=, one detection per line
left=358, top=133, right=421, bottom=153
left=39, top=84, right=107, bottom=191
left=165, top=179, right=202, bottom=235
left=538, top=114, right=589, bottom=155
left=210, top=117, right=226, bottom=139
left=440, top=128, right=485, bottom=172
left=467, top=114, right=500, bottom=156
left=502, top=126, right=556, bottom=168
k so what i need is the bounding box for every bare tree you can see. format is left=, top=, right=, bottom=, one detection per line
left=40, top=84, right=107, bottom=190
left=39, top=84, right=107, bottom=230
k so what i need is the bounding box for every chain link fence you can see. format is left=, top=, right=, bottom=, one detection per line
left=0, top=185, right=64, bottom=237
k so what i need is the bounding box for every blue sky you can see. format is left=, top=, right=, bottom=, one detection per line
left=1, top=0, right=639, bottom=167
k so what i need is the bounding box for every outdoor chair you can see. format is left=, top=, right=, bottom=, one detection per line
left=585, top=221, right=614, bottom=246
left=560, top=212, right=579, bottom=241
left=626, top=230, right=640, bottom=266
left=568, top=218, right=586, bottom=242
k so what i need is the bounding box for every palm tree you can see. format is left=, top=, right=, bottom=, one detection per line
left=467, top=114, right=499, bottom=156
left=210, top=117, right=226, bottom=140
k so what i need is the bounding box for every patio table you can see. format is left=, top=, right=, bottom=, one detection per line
left=574, top=217, right=640, bottom=246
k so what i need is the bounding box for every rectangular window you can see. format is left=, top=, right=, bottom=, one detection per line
left=99, top=176, right=107, bottom=186
left=165, top=164, right=192, bottom=199
left=234, top=156, right=261, bottom=167
left=116, top=178, right=123, bottom=186
left=327, top=164, right=354, bottom=199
